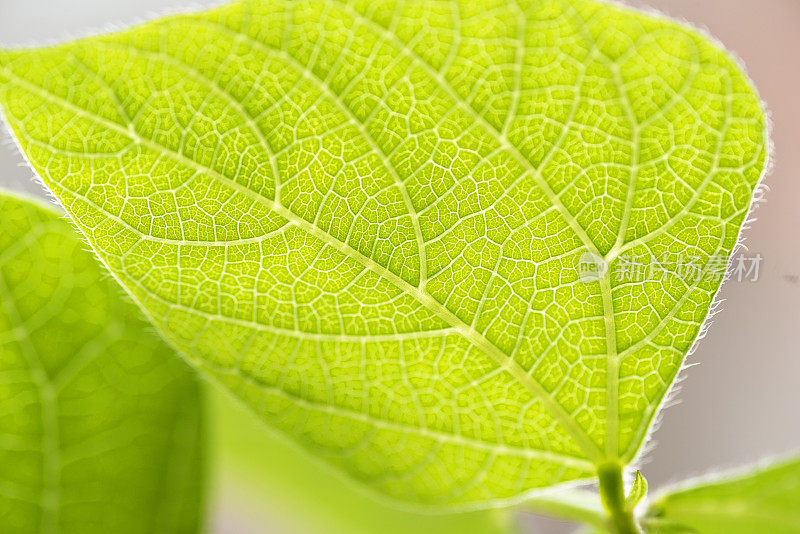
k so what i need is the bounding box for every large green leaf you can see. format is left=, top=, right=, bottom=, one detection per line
left=644, top=455, right=800, bottom=534
left=0, top=192, right=204, bottom=533
left=0, top=0, right=767, bottom=506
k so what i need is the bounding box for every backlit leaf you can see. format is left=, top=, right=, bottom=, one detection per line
left=626, top=471, right=648, bottom=511
left=0, top=0, right=767, bottom=506
left=0, top=193, right=204, bottom=533
left=644, top=455, right=800, bottom=534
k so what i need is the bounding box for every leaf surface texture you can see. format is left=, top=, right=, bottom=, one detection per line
left=0, top=0, right=767, bottom=505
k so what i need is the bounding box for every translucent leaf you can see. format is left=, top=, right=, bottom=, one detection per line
left=0, top=0, right=767, bottom=506
left=626, top=471, right=648, bottom=510
left=645, top=455, right=800, bottom=534
left=0, top=193, right=204, bottom=533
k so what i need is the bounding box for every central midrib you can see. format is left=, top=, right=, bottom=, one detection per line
left=2, top=68, right=605, bottom=464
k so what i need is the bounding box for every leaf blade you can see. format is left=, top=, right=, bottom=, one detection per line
left=0, top=0, right=767, bottom=506
left=645, top=455, right=800, bottom=534
left=0, top=193, right=204, bottom=533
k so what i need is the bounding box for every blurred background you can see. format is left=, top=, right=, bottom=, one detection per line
left=0, top=1, right=798, bottom=532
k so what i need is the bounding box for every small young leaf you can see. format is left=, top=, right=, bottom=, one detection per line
left=645, top=455, right=800, bottom=534
left=0, top=0, right=767, bottom=506
left=625, top=471, right=648, bottom=511
left=0, top=193, right=204, bottom=533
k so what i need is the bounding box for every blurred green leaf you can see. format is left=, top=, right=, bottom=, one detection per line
left=209, top=388, right=515, bottom=534
left=644, top=455, right=800, bottom=534
left=0, top=193, right=204, bottom=533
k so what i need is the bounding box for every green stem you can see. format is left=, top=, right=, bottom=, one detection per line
left=598, top=462, right=642, bottom=534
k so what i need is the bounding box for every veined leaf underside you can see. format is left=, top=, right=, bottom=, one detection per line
left=0, top=0, right=766, bottom=505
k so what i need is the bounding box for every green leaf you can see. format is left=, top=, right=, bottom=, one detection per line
left=626, top=471, right=647, bottom=511
left=210, top=388, right=516, bottom=534
left=0, top=192, right=204, bottom=533
left=0, top=0, right=767, bottom=506
left=644, top=455, right=800, bottom=534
